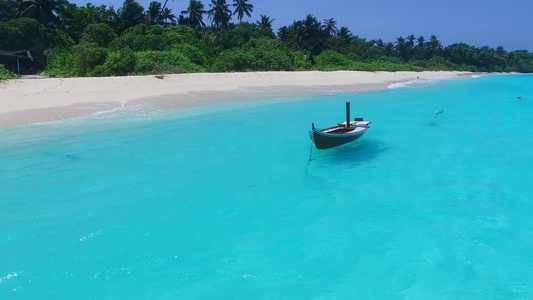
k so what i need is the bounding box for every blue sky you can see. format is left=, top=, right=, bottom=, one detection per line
left=70, top=0, right=533, bottom=51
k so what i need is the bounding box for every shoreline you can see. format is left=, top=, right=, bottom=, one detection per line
left=0, top=71, right=476, bottom=128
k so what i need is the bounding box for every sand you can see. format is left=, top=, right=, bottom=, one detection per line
left=0, top=71, right=473, bottom=127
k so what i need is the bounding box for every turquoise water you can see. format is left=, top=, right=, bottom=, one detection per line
left=1, top=74, right=532, bottom=299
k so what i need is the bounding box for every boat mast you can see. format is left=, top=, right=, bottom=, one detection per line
left=346, top=102, right=350, bottom=127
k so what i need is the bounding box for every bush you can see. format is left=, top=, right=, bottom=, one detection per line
left=135, top=51, right=205, bottom=74
left=244, top=37, right=294, bottom=71
left=210, top=49, right=253, bottom=72
left=215, top=22, right=272, bottom=49
left=43, top=47, right=80, bottom=77
left=314, top=50, right=353, bottom=70
left=74, top=42, right=108, bottom=76
left=81, top=23, right=117, bottom=47
left=93, top=49, right=136, bottom=76
left=109, top=25, right=169, bottom=52
left=171, top=44, right=206, bottom=66
left=0, top=64, right=17, bottom=80
left=291, top=51, right=314, bottom=71
left=0, top=18, right=55, bottom=52
left=247, top=47, right=293, bottom=71
left=164, top=26, right=199, bottom=45
left=210, top=37, right=295, bottom=72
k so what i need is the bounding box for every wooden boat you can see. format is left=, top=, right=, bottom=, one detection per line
left=309, top=102, right=371, bottom=149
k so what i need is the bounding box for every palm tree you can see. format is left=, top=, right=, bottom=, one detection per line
left=255, top=14, right=273, bottom=30
left=303, top=14, right=320, bottom=34
left=416, top=35, right=425, bottom=47
left=159, top=7, right=176, bottom=26
left=208, top=0, right=231, bottom=28
left=158, top=0, right=175, bottom=22
left=301, top=15, right=325, bottom=54
left=384, top=42, right=394, bottom=56
left=277, top=26, right=290, bottom=44
left=181, top=0, right=206, bottom=27
left=395, top=36, right=408, bottom=59
left=335, top=26, right=352, bottom=47
left=145, top=1, right=161, bottom=25
left=278, top=22, right=305, bottom=51
left=110, top=0, right=144, bottom=34
left=396, top=36, right=405, bottom=46
left=406, top=34, right=415, bottom=48
left=426, top=34, right=442, bottom=57
left=17, top=0, right=68, bottom=26
left=232, top=0, right=252, bottom=22
left=321, top=18, right=337, bottom=35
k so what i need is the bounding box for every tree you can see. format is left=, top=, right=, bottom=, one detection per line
left=383, top=42, right=394, bottom=56
left=232, top=0, right=252, bottom=22
left=493, top=45, right=507, bottom=70
left=426, top=34, right=442, bottom=58
left=17, top=0, right=68, bottom=26
left=303, top=14, right=320, bottom=34
left=416, top=35, right=425, bottom=47
left=159, top=7, right=175, bottom=26
left=158, top=0, right=175, bottom=22
left=370, top=38, right=384, bottom=48
left=255, top=14, right=273, bottom=30
left=81, top=23, right=117, bottom=47
left=321, top=18, right=337, bottom=36
left=278, top=15, right=327, bottom=55
left=208, top=0, right=231, bottom=28
left=60, top=3, right=112, bottom=42
left=412, top=36, right=426, bottom=60
left=0, top=17, right=61, bottom=73
left=277, top=23, right=305, bottom=51
left=109, top=0, right=145, bottom=35
left=406, top=34, right=415, bottom=48
left=181, top=0, right=206, bottom=27
left=444, top=43, right=473, bottom=65
left=395, top=36, right=408, bottom=60
left=0, top=0, right=18, bottom=21
left=0, top=17, right=58, bottom=51
left=335, top=26, right=352, bottom=48
left=145, top=1, right=161, bottom=25
left=302, top=14, right=326, bottom=54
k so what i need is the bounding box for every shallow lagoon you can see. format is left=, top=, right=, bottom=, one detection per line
left=1, top=74, right=532, bottom=299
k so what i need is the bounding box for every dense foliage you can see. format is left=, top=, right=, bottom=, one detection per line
left=1, top=0, right=532, bottom=76
left=0, top=63, right=16, bottom=79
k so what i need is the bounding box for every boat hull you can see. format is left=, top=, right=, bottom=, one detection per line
left=309, top=125, right=368, bottom=149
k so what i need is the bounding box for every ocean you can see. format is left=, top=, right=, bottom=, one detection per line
left=1, top=74, right=532, bottom=299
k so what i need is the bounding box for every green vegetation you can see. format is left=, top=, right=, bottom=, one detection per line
left=0, top=0, right=532, bottom=77
left=0, top=63, right=17, bottom=79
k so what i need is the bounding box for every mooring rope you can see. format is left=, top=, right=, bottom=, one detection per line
left=308, top=128, right=315, bottom=162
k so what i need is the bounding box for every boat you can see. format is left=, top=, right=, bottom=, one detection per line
left=309, top=102, right=371, bottom=149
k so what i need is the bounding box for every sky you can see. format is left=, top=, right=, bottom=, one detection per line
left=70, top=0, right=533, bottom=51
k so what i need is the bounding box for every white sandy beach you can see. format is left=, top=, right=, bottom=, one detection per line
left=0, top=71, right=472, bottom=127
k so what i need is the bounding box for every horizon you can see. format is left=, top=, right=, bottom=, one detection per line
left=68, top=0, right=533, bottom=52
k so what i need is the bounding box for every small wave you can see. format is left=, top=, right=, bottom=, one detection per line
left=388, top=81, right=415, bottom=89
left=388, top=75, right=461, bottom=89
left=84, top=100, right=164, bottom=123
left=79, top=229, right=103, bottom=242
left=388, top=78, right=428, bottom=89
left=88, top=99, right=132, bottom=117
left=0, top=272, right=19, bottom=283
